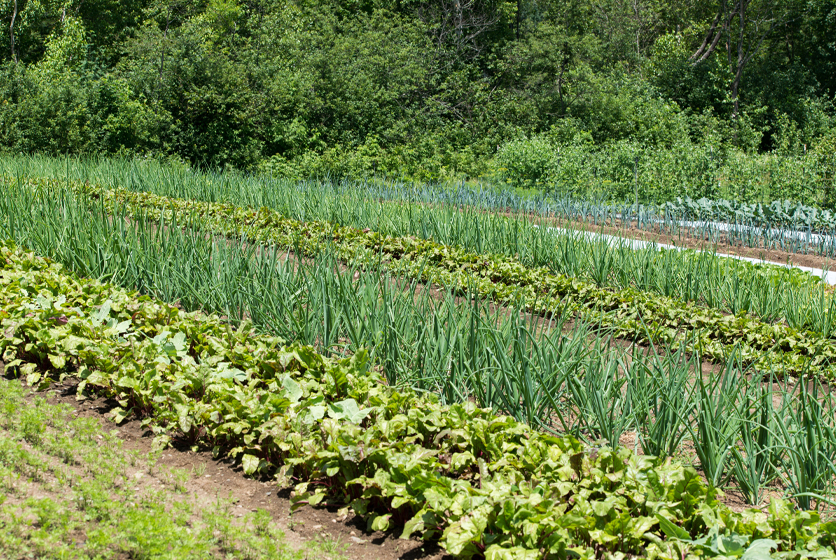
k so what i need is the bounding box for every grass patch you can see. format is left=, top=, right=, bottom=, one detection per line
left=0, top=376, right=348, bottom=560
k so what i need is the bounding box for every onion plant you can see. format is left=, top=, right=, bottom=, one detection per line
left=628, top=342, right=696, bottom=458
left=727, top=373, right=783, bottom=506
left=570, top=356, right=633, bottom=446
left=689, top=352, right=748, bottom=487
left=776, top=375, right=836, bottom=510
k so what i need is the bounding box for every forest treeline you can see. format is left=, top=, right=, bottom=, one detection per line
left=1, top=0, right=835, bottom=193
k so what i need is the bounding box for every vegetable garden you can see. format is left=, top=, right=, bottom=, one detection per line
left=6, top=154, right=836, bottom=257
left=2, top=156, right=836, bottom=559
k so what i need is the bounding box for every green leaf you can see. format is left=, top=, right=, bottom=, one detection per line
left=655, top=513, right=690, bottom=541
left=282, top=376, right=303, bottom=403
left=328, top=399, right=370, bottom=424
left=484, top=545, right=541, bottom=560
left=741, top=539, right=778, bottom=560
left=368, top=514, right=391, bottom=532
left=26, top=370, right=42, bottom=385
left=179, top=413, right=193, bottom=434
left=715, top=533, right=749, bottom=557
left=242, top=454, right=260, bottom=475
left=171, top=331, right=187, bottom=352
left=92, top=300, right=112, bottom=325
left=48, top=353, right=66, bottom=369
left=22, top=363, right=40, bottom=385
left=443, top=513, right=487, bottom=556
left=401, top=510, right=428, bottom=539
left=111, top=407, right=132, bottom=424
left=214, top=363, right=247, bottom=382
left=152, top=434, right=171, bottom=452
left=451, top=451, right=476, bottom=471
left=35, top=294, right=52, bottom=310
left=308, top=491, right=326, bottom=506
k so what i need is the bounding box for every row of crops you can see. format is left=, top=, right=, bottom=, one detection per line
left=5, top=154, right=836, bottom=256
left=4, top=159, right=836, bottom=334
left=2, top=197, right=836, bottom=559
left=2, top=164, right=836, bottom=557
left=4, top=176, right=836, bottom=476
left=12, top=176, right=836, bottom=375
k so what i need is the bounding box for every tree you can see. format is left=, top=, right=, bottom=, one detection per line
left=690, top=0, right=795, bottom=118
left=410, top=0, right=505, bottom=62
left=9, top=0, right=17, bottom=62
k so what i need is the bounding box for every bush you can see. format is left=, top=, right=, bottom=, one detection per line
left=494, top=136, right=558, bottom=189
left=491, top=134, right=836, bottom=205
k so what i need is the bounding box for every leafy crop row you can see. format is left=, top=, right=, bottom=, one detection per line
left=52, top=177, right=836, bottom=380
left=4, top=159, right=835, bottom=336
left=4, top=180, right=836, bottom=509
left=2, top=241, right=835, bottom=559
left=6, top=154, right=836, bottom=250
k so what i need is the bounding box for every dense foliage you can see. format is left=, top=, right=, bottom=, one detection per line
left=1, top=0, right=835, bottom=198
left=3, top=240, right=836, bottom=558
